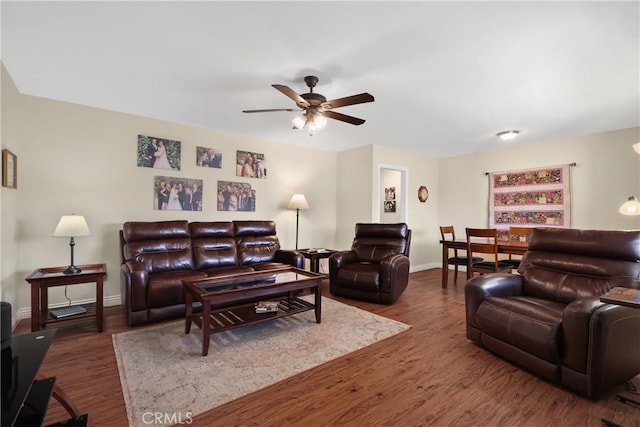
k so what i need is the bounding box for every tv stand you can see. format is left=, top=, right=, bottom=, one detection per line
left=1, top=329, right=87, bottom=427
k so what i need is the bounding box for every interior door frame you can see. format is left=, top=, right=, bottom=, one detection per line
left=376, top=164, right=408, bottom=223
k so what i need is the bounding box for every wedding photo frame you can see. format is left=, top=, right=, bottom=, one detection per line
left=2, top=149, right=17, bottom=188
left=217, top=180, right=256, bottom=212
left=153, top=176, right=203, bottom=211
left=137, top=134, right=182, bottom=171
left=236, top=150, right=267, bottom=179
left=196, top=146, right=222, bottom=168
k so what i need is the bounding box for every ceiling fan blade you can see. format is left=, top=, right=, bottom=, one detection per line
left=321, top=93, right=375, bottom=109
left=243, top=108, right=298, bottom=113
left=272, top=84, right=310, bottom=108
left=322, top=110, right=366, bottom=126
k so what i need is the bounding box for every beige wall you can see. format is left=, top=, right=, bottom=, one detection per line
left=438, top=127, right=640, bottom=235
left=1, top=66, right=338, bottom=320
left=335, top=145, right=374, bottom=249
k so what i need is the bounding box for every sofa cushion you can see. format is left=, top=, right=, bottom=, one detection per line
left=147, top=270, right=208, bottom=308
left=202, top=265, right=255, bottom=277
left=251, top=262, right=291, bottom=271
left=123, top=220, right=195, bottom=273
left=335, top=263, right=380, bottom=292
left=476, top=296, right=564, bottom=364
left=352, top=223, right=409, bottom=262
left=190, top=222, right=239, bottom=269
left=234, top=221, right=282, bottom=265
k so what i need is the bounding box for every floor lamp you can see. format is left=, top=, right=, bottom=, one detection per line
left=287, top=194, right=309, bottom=250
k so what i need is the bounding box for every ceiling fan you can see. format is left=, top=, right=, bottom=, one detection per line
left=242, top=75, right=375, bottom=135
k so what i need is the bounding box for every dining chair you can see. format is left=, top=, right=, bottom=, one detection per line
left=505, top=226, right=534, bottom=269
left=465, top=227, right=514, bottom=278
left=440, top=226, right=482, bottom=284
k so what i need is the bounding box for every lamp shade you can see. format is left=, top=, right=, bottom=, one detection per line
left=619, top=196, right=640, bottom=216
left=633, top=142, right=640, bottom=154
left=53, top=215, right=91, bottom=237
left=287, top=194, right=309, bottom=210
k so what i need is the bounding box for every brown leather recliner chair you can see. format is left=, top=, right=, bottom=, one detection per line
left=329, top=223, right=411, bottom=304
left=465, top=227, right=640, bottom=399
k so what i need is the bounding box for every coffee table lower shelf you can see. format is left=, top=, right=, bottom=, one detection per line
left=192, top=297, right=314, bottom=333
left=186, top=296, right=319, bottom=356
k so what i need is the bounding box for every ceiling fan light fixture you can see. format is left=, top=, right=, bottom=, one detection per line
left=292, top=115, right=307, bottom=130
left=497, top=130, right=520, bottom=141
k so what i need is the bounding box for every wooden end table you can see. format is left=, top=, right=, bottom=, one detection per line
left=25, top=264, right=107, bottom=332
left=298, top=248, right=337, bottom=274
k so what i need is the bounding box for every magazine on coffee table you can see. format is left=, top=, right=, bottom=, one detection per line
left=255, top=300, right=280, bottom=313
left=600, top=287, right=640, bottom=308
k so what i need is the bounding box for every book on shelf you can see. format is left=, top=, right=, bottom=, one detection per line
left=50, top=305, right=87, bottom=319
left=255, top=301, right=279, bottom=313
left=600, top=287, right=640, bottom=308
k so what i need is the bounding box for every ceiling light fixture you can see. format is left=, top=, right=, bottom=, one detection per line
left=497, top=130, right=520, bottom=141
left=292, top=110, right=327, bottom=136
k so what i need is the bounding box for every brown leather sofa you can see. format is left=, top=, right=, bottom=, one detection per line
left=465, top=227, right=640, bottom=399
left=120, top=220, right=303, bottom=326
left=329, top=223, right=411, bottom=304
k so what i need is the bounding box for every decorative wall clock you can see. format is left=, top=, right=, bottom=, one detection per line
left=418, top=185, right=429, bottom=203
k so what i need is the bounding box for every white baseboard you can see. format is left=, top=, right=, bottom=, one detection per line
left=410, top=262, right=440, bottom=272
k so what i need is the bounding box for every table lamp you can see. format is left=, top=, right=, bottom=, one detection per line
left=287, top=194, right=309, bottom=250
left=53, top=214, right=91, bottom=274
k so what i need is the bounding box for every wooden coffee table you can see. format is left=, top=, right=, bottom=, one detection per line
left=183, top=267, right=323, bottom=356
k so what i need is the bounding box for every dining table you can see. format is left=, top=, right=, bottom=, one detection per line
left=439, top=238, right=529, bottom=288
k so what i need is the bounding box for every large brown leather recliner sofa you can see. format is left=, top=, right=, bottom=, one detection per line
left=120, top=220, right=303, bottom=326
left=465, top=227, right=640, bottom=399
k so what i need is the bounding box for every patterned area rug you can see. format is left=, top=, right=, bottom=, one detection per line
left=112, top=296, right=410, bottom=427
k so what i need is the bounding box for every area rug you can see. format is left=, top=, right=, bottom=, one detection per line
left=112, top=296, right=411, bottom=427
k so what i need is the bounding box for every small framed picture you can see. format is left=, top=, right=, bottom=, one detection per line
left=2, top=149, right=17, bottom=188
left=384, top=200, right=396, bottom=213
left=196, top=146, right=222, bottom=168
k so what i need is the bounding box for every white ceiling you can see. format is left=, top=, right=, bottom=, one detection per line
left=2, top=1, right=639, bottom=158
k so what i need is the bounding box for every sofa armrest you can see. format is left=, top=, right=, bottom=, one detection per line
left=273, top=249, right=304, bottom=269
left=562, top=297, right=603, bottom=373
left=588, top=304, right=640, bottom=397
left=465, top=273, right=523, bottom=330
left=328, top=250, right=357, bottom=281
left=563, top=299, right=640, bottom=396
left=379, top=254, right=410, bottom=293
left=120, top=260, right=149, bottom=325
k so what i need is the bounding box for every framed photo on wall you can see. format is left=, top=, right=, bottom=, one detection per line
left=384, top=200, right=396, bottom=213
left=217, top=180, right=256, bottom=211
left=2, top=149, right=17, bottom=188
left=154, top=176, right=203, bottom=211
left=196, top=146, right=222, bottom=168
left=137, top=134, right=181, bottom=170
left=236, top=150, right=267, bottom=179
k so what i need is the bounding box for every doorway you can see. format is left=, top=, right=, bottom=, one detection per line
left=377, top=164, right=408, bottom=223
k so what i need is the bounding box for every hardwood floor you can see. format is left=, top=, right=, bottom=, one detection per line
left=14, top=269, right=640, bottom=426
